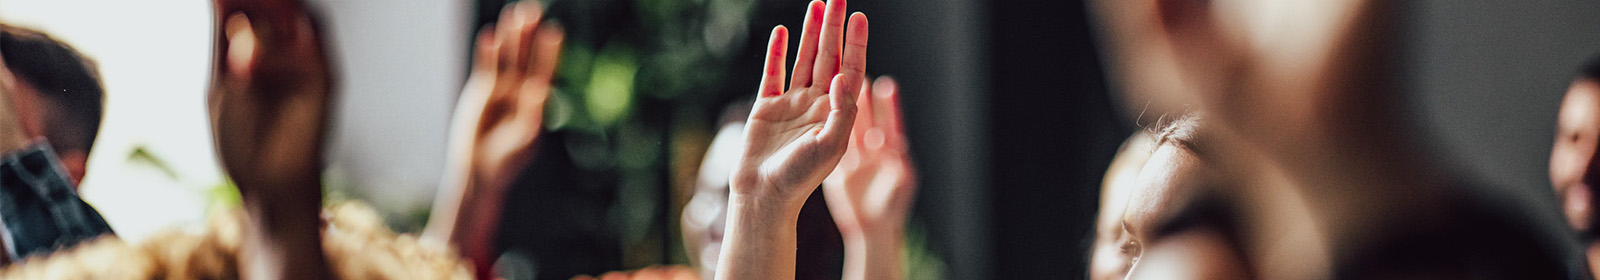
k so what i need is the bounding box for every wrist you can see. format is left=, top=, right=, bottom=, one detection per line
left=842, top=227, right=905, bottom=280
left=728, top=188, right=808, bottom=220
left=239, top=192, right=330, bottom=280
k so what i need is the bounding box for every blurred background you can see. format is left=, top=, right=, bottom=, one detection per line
left=1, top=0, right=1597, bottom=279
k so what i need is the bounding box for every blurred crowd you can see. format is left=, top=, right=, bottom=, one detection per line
left=0, top=0, right=1598, bottom=279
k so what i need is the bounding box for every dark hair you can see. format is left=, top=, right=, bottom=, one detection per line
left=0, top=24, right=104, bottom=154
left=1584, top=54, right=1600, bottom=81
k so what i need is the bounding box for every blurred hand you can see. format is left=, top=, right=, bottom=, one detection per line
left=430, top=2, right=562, bottom=278
left=824, top=77, right=914, bottom=237
left=207, top=0, right=333, bottom=196
left=206, top=0, right=334, bottom=279
left=823, top=77, right=913, bottom=280
left=454, top=1, right=563, bottom=193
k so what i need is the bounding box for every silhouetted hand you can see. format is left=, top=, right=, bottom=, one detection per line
left=823, top=77, right=912, bottom=280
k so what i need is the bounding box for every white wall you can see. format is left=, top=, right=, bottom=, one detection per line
left=0, top=0, right=470, bottom=240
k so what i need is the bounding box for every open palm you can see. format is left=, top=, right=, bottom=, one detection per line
left=453, top=2, right=563, bottom=190
left=731, top=0, right=870, bottom=205
left=823, top=77, right=915, bottom=236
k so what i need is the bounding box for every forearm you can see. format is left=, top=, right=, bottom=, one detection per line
left=424, top=148, right=510, bottom=279
left=715, top=193, right=804, bottom=280
left=842, top=228, right=905, bottom=280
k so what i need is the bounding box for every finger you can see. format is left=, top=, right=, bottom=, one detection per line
left=514, top=2, right=545, bottom=73
left=873, top=76, right=906, bottom=150
left=758, top=26, right=790, bottom=97
left=495, top=3, right=521, bottom=73
left=851, top=75, right=876, bottom=149
left=839, top=12, right=869, bottom=80
left=788, top=0, right=825, bottom=90
left=527, top=22, right=564, bottom=81
left=810, top=0, right=849, bottom=87
left=223, top=13, right=259, bottom=80
left=472, top=25, right=497, bottom=73
left=817, top=73, right=863, bottom=147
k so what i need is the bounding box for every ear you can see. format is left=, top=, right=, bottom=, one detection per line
left=58, top=149, right=88, bottom=187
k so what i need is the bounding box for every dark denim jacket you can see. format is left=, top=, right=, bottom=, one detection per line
left=0, top=143, right=112, bottom=261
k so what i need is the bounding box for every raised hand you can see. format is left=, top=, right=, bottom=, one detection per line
left=206, top=0, right=334, bottom=278
left=823, top=77, right=913, bottom=280
left=717, top=0, right=869, bottom=279
left=424, top=2, right=563, bottom=278
left=456, top=1, right=563, bottom=191
left=729, top=0, right=869, bottom=210
left=208, top=0, right=333, bottom=197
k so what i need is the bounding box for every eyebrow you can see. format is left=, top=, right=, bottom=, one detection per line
left=1148, top=186, right=1243, bottom=245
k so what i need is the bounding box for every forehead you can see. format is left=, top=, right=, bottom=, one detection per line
left=696, top=123, right=745, bottom=190
left=1124, top=144, right=1215, bottom=231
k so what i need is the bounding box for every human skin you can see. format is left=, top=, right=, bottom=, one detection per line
left=0, top=47, right=36, bottom=266
left=1119, top=141, right=1253, bottom=280
left=822, top=76, right=914, bottom=280
left=1091, top=0, right=1573, bottom=278
left=422, top=2, right=563, bottom=278
left=206, top=0, right=335, bottom=278
left=1550, top=78, right=1600, bottom=275
left=1087, top=133, right=1153, bottom=280
left=682, top=123, right=742, bottom=280
left=714, top=0, right=869, bottom=278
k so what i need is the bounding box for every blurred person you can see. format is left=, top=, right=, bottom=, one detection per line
left=1550, top=55, right=1600, bottom=276
left=712, top=0, right=870, bottom=277
left=0, top=25, right=104, bottom=186
left=1090, top=0, right=1578, bottom=278
left=1087, top=131, right=1152, bottom=280
left=679, top=97, right=843, bottom=280
left=0, top=24, right=115, bottom=264
left=1117, top=114, right=1253, bottom=280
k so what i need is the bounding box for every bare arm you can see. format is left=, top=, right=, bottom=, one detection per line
left=422, top=2, right=563, bottom=279
left=716, top=0, right=869, bottom=278
left=206, top=0, right=335, bottom=278
left=824, top=77, right=912, bottom=280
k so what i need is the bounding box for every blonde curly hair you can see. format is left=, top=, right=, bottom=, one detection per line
left=0, top=202, right=473, bottom=280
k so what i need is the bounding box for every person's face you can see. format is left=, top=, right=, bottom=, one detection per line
left=1119, top=143, right=1251, bottom=280
left=681, top=123, right=743, bottom=280
left=1551, top=79, right=1600, bottom=233
left=1090, top=135, right=1154, bottom=280
left=0, top=67, right=87, bottom=185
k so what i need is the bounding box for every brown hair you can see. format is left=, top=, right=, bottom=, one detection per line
left=0, top=24, right=105, bottom=155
